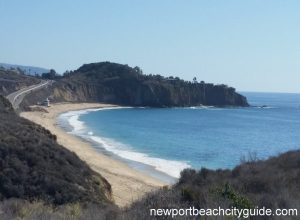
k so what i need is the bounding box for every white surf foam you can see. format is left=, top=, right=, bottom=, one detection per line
left=189, top=105, right=215, bottom=109
left=257, top=106, right=276, bottom=109
left=88, top=135, right=190, bottom=178
left=59, top=107, right=191, bottom=178
left=59, top=107, right=131, bottom=133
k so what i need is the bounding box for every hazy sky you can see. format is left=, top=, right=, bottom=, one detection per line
left=1, top=0, right=300, bottom=92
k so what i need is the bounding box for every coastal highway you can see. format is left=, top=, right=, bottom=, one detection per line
left=6, top=80, right=52, bottom=109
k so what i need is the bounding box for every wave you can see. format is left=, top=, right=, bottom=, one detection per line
left=59, top=107, right=132, bottom=133
left=189, top=105, right=215, bottom=109
left=251, top=106, right=277, bottom=109
left=59, top=107, right=191, bottom=178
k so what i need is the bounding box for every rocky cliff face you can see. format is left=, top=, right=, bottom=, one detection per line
left=26, top=62, right=248, bottom=107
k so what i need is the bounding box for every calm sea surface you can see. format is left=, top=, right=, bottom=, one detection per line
left=58, top=92, right=300, bottom=181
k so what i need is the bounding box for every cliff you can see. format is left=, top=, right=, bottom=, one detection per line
left=0, top=95, right=112, bottom=205
left=22, top=62, right=249, bottom=108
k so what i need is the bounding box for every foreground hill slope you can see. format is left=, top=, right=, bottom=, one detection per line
left=22, top=62, right=249, bottom=107
left=125, top=151, right=300, bottom=219
left=0, top=95, right=112, bottom=205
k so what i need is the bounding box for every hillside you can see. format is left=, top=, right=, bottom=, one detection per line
left=0, top=69, right=40, bottom=96
left=0, top=63, right=49, bottom=76
left=0, top=95, right=112, bottom=206
left=22, top=62, right=249, bottom=108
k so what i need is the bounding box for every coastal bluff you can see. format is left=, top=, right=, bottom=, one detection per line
left=22, top=62, right=249, bottom=108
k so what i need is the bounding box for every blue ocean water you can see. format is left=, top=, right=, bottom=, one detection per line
left=58, top=92, right=300, bottom=181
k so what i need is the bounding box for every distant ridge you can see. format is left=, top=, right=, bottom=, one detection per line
left=0, top=63, right=50, bottom=76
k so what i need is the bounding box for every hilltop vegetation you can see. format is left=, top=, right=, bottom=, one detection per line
left=0, top=95, right=112, bottom=206
left=22, top=62, right=249, bottom=108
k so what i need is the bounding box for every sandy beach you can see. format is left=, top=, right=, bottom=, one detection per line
left=20, top=103, right=165, bottom=207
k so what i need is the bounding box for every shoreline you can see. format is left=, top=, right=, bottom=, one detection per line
left=20, top=103, right=166, bottom=207
left=57, top=107, right=176, bottom=184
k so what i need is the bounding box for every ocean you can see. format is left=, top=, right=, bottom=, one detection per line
left=57, top=92, right=300, bottom=183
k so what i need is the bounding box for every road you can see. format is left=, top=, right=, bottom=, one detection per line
left=6, top=80, right=52, bottom=109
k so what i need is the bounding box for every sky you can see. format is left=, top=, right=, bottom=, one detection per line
left=0, top=0, right=300, bottom=93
